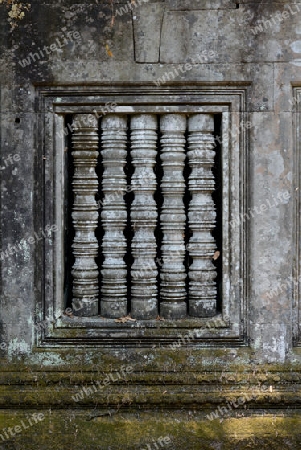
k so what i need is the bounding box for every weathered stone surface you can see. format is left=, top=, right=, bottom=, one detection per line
left=1, top=0, right=301, bottom=447
left=101, top=114, right=128, bottom=318
left=160, top=10, right=218, bottom=64
left=166, top=0, right=237, bottom=9
left=132, top=2, right=164, bottom=63
left=71, top=114, right=99, bottom=316
left=160, top=114, right=187, bottom=319
left=130, top=114, right=158, bottom=319
left=188, top=114, right=217, bottom=317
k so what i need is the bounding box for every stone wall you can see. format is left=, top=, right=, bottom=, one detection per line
left=1, top=0, right=301, bottom=448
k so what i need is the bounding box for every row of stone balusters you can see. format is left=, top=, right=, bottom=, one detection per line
left=71, top=113, right=217, bottom=319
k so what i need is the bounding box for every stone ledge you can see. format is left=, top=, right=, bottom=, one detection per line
left=0, top=363, right=301, bottom=409
left=0, top=410, right=301, bottom=449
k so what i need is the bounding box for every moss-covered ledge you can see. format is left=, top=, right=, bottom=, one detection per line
left=0, top=410, right=301, bottom=450
left=0, top=351, right=301, bottom=409
left=1, top=349, right=301, bottom=448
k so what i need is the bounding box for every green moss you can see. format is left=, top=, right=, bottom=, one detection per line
left=0, top=410, right=301, bottom=449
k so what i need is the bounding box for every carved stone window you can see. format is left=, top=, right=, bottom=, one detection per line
left=37, top=84, right=248, bottom=347
left=70, top=111, right=219, bottom=320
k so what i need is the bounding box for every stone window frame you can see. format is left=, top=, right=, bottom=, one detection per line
left=35, top=83, right=249, bottom=349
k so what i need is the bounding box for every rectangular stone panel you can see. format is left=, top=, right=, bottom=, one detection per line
left=166, top=0, right=236, bottom=9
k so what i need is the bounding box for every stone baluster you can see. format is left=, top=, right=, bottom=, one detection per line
left=188, top=114, right=217, bottom=317
left=101, top=115, right=128, bottom=318
left=71, top=114, right=99, bottom=316
left=130, top=114, right=158, bottom=319
left=160, top=114, right=187, bottom=319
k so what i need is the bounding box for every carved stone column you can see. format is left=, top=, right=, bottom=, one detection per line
left=101, top=115, right=128, bottom=318
left=160, top=114, right=187, bottom=319
left=188, top=114, right=217, bottom=317
left=71, top=114, right=99, bottom=316
left=130, top=114, right=158, bottom=319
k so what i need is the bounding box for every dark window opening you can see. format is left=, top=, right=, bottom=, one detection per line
left=212, top=114, right=223, bottom=313
left=64, top=114, right=75, bottom=311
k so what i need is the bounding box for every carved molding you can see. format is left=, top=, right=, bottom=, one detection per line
left=40, top=85, right=247, bottom=346
left=188, top=114, right=217, bottom=317
left=160, top=114, right=187, bottom=319
left=101, top=114, right=128, bottom=318
left=71, top=114, right=99, bottom=316
left=130, top=114, right=158, bottom=319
